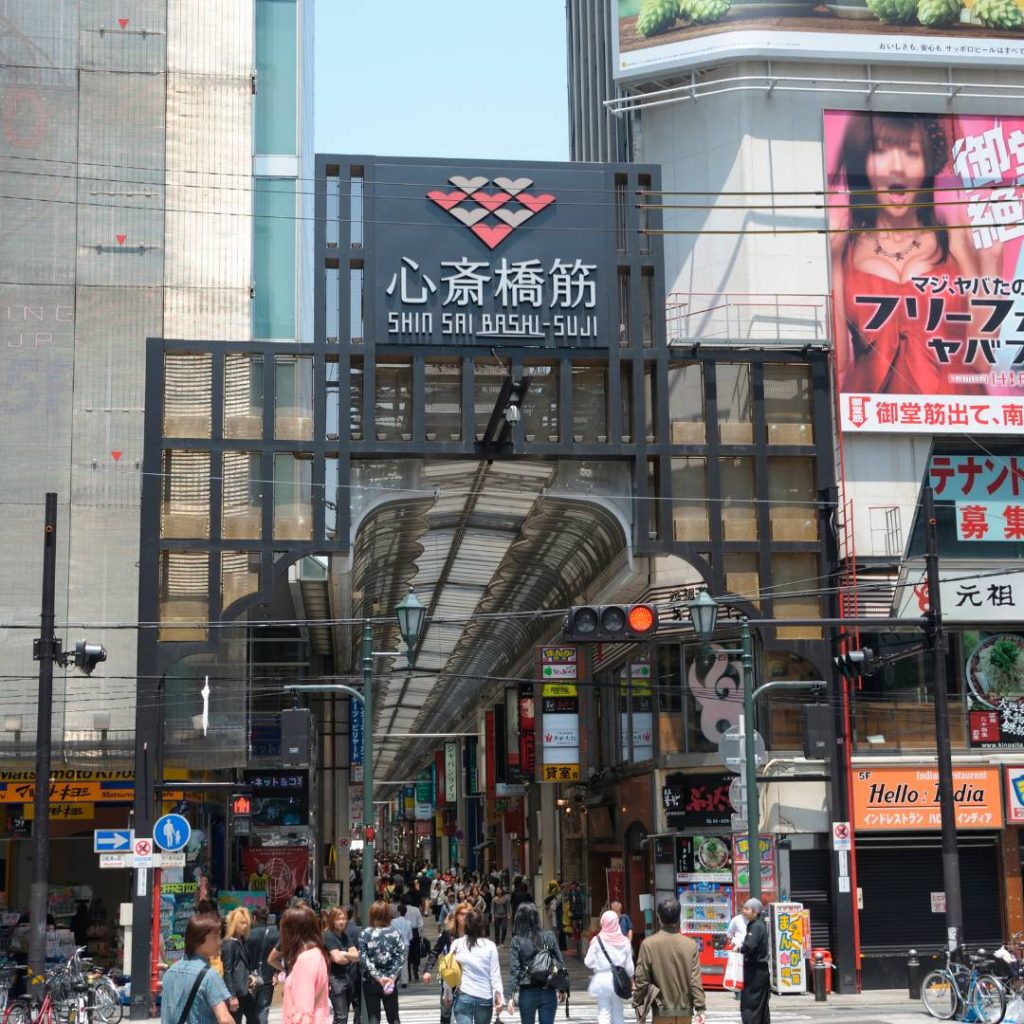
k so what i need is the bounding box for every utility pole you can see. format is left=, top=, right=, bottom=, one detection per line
left=361, top=620, right=375, bottom=929
left=740, top=618, right=760, bottom=901
left=28, top=493, right=58, bottom=984
left=923, top=485, right=964, bottom=950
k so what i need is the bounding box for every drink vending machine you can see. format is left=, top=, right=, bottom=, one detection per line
left=676, top=835, right=734, bottom=989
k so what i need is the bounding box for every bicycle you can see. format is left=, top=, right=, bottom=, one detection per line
left=922, top=947, right=1007, bottom=1023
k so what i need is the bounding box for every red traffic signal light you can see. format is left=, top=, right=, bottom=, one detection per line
left=564, top=604, right=659, bottom=642
left=365, top=826, right=376, bottom=843
left=231, top=794, right=252, bottom=816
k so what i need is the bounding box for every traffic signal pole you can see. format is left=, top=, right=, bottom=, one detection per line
left=740, top=618, right=760, bottom=900
left=923, top=485, right=964, bottom=951
left=29, top=493, right=58, bottom=986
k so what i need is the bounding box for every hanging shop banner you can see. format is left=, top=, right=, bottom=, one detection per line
left=402, top=786, right=415, bottom=821
left=851, top=764, right=1001, bottom=829
left=366, top=157, right=616, bottom=349
left=826, top=110, right=1024, bottom=436
left=444, top=742, right=459, bottom=803
left=964, top=631, right=1024, bottom=748
left=613, top=2, right=1024, bottom=81
left=435, top=749, right=446, bottom=805
left=540, top=646, right=580, bottom=781
left=620, top=657, right=654, bottom=762
left=1004, top=766, right=1024, bottom=823
left=732, top=836, right=777, bottom=903
left=519, top=686, right=536, bottom=776
left=349, top=784, right=363, bottom=831
left=241, top=847, right=309, bottom=911
left=663, top=773, right=733, bottom=830
left=350, top=698, right=364, bottom=784
left=415, top=769, right=433, bottom=821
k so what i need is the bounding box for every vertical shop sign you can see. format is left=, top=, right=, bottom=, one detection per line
left=519, top=685, right=536, bottom=775
left=435, top=748, right=446, bottom=806
left=539, top=645, right=580, bottom=782
left=350, top=698, right=364, bottom=784
left=444, top=742, right=459, bottom=803
left=620, top=657, right=654, bottom=762
left=415, top=769, right=433, bottom=820
left=402, top=786, right=415, bottom=821
left=465, top=737, right=479, bottom=795
left=770, top=902, right=808, bottom=994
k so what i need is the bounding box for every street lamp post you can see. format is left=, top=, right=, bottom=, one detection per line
left=286, top=586, right=425, bottom=929
left=687, top=591, right=761, bottom=900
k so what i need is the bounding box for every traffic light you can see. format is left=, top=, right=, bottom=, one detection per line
left=231, top=794, right=252, bottom=816
left=833, top=648, right=877, bottom=678
left=563, top=604, right=659, bottom=642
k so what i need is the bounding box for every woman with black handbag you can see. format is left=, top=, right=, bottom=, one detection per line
left=222, top=908, right=257, bottom=1024
left=584, top=911, right=634, bottom=1024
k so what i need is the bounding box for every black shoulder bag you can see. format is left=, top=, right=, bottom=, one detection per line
left=177, top=963, right=211, bottom=1024
left=596, top=937, right=633, bottom=999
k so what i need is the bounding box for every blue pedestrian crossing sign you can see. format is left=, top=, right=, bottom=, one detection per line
left=153, top=813, right=191, bottom=852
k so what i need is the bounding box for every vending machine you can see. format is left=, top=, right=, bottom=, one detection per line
left=676, top=836, right=734, bottom=989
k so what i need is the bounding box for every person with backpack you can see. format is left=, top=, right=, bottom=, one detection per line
left=450, top=910, right=503, bottom=1024
left=584, top=911, right=635, bottom=1024
left=160, top=913, right=234, bottom=1024
left=507, top=902, right=565, bottom=1024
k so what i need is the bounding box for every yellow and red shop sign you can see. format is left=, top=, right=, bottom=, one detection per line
left=852, top=765, right=1001, bottom=831
left=23, top=802, right=95, bottom=821
left=0, top=770, right=133, bottom=802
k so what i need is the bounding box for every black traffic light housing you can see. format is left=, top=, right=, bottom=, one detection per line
left=833, top=647, right=877, bottom=679
left=563, top=604, right=659, bottom=642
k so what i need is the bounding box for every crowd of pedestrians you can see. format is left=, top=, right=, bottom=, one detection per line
left=157, top=858, right=772, bottom=1024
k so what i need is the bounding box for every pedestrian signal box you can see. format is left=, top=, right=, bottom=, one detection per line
left=231, top=794, right=252, bottom=816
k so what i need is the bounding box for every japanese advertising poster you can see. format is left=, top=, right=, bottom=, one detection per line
left=963, top=631, right=1024, bottom=747
left=614, top=0, right=1024, bottom=79
left=826, top=110, right=1024, bottom=434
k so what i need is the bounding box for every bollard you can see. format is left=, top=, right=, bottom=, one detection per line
left=907, top=949, right=922, bottom=1000
left=813, top=951, right=828, bottom=1002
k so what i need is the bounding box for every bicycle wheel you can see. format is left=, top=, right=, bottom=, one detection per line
left=3, top=1000, right=33, bottom=1024
left=921, top=969, right=960, bottom=1019
left=972, top=974, right=1007, bottom=1024
left=89, top=981, right=121, bottom=1024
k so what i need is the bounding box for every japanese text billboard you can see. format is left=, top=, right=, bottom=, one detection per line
left=613, top=1, right=1024, bottom=80
left=929, top=453, right=1024, bottom=540
left=851, top=764, right=1001, bottom=829
left=370, top=159, right=614, bottom=348
left=827, top=110, right=1024, bottom=434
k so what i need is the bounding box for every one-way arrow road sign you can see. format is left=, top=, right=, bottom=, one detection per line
left=94, top=829, right=133, bottom=853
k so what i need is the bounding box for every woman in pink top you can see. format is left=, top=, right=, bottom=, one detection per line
left=280, top=905, right=332, bottom=1024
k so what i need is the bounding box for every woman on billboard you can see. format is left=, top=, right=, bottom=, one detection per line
left=829, top=111, right=1001, bottom=397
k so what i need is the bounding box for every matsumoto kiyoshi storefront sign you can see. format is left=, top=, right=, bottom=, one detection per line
left=372, top=159, right=612, bottom=348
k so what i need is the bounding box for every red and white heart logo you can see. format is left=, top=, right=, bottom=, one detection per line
left=426, top=175, right=556, bottom=250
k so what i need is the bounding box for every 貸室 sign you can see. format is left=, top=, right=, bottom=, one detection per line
left=852, top=765, right=1001, bottom=831
left=540, top=645, right=580, bottom=782
left=370, top=160, right=612, bottom=349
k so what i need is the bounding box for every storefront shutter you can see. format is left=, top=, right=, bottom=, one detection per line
left=788, top=848, right=833, bottom=952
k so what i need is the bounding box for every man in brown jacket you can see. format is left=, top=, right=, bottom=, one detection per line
left=632, top=898, right=706, bottom=1024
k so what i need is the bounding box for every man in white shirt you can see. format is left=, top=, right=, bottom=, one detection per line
left=392, top=902, right=413, bottom=987
left=725, top=910, right=747, bottom=1001
left=401, top=901, right=425, bottom=982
